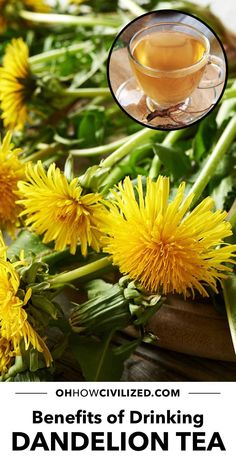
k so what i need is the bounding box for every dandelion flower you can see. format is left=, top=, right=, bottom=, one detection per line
left=69, top=0, right=86, bottom=4
left=0, top=38, right=34, bottom=130
left=0, top=0, right=50, bottom=32
left=0, top=338, right=16, bottom=374
left=18, top=161, right=106, bottom=256
left=0, top=232, right=52, bottom=375
left=0, top=132, right=25, bottom=236
left=23, top=0, right=51, bottom=13
left=102, top=175, right=236, bottom=298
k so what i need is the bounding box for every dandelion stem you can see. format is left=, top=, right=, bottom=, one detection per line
left=101, top=155, right=131, bottom=194
left=149, top=154, right=161, bottom=179
left=222, top=197, right=236, bottom=355
left=226, top=78, right=236, bottom=86
left=222, top=278, right=236, bottom=355
left=119, top=0, right=146, bottom=16
left=100, top=128, right=158, bottom=169
left=188, top=115, right=236, bottom=205
left=162, top=128, right=187, bottom=145
left=223, top=88, right=236, bottom=100
left=19, top=10, right=122, bottom=27
left=227, top=198, right=236, bottom=229
left=49, top=257, right=111, bottom=287
left=29, top=43, right=92, bottom=66
left=70, top=135, right=130, bottom=157
left=22, top=143, right=62, bottom=163
left=61, top=88, right=111, bottom=98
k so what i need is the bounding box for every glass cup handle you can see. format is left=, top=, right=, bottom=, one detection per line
left=198, top=55, right=225, bottom=89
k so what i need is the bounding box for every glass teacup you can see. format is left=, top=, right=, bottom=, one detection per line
left=128, top=22, right=225, bottom=111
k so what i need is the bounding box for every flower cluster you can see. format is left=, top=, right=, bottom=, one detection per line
left=0, top=0, right=50, bottom=33
left=0, top=132, right=25, bottom=236
left=0, top=38, right=33, bottom=129
left=0, top=232, right=52, bottom=376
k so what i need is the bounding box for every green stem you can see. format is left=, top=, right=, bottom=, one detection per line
left=227, top=198, right=236, bottom=229
left=222, top=199, right=236, bottom=355
left=223, top=88, right=236, bottom=100
left=49, top=257, right=111, bottom=287
left=226, top=78, right=236, bottom=85
left=70, top=135, right=130, bottom=157
left=19, top=10, right=122, bottom=27
left=94, top=331, right=114, bottom=381
left=29, top=43, right=91, bottom=66
left=188, top=115, right=236, bottom=205
left=22, top=143, right=62, bottom=163
left=162, top=128, right=187, bottom=145
left=222, top=198, right=236, bottom=355
left=119, top=0, right=146, bottom=16
left=222, top=277, right=236, bottom=355
left=100, top=128, right=158, bottom=169
left=149, top=154, right=161, bottom=179
left=62, top=88, right=111, bottom=98
left=101, top=155, right=131, bottom=195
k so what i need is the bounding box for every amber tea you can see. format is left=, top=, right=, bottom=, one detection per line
left=129, top=28, right=208, bottom=108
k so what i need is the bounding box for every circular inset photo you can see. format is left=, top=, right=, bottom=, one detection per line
left=107, top=10, right=227, bottom=130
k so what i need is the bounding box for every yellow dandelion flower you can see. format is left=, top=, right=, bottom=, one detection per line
left=0, top=1, right=50, bottom=33
left=18, top=161, right=106, bottom=256
left=0, top=338, right=16, bottom=374
left=0, top=131, right=25, bottom=237
left=102, top=175, right=236, bottom=298
left=0, top=232, right=52, bottom=374
left=69, top=0, right=86, bottom=4
left=0, top=38, right=33, bottom=130
left=23, top=0, right=51, bottom=13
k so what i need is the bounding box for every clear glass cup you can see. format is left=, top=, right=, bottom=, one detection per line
left=128, top=22, right=225, bottom=112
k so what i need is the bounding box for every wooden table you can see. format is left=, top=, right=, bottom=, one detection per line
left=54, top=293, right=236, bottom=382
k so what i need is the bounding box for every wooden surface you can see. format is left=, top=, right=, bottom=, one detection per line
left=53, top=294, right=236, bottom=382
left=55, top=333, right=236, bottom=382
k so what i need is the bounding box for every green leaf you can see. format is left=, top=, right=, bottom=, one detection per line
left=51, top=334, right=70, bottom=360
left=7, top=230, right=50, bottom=259
left=113, top=340, right=139, bottom=357
left=6, top=371, right=47, bottom=382
left=192, top=112, right=217, bottom=161
left=223, top=275, right=236, bottom=355
left=210, top=142, right=236, bottom=183
left=217, top=99, right=236, bottom=128
left=70, top=333, right=136, bottom=381
left=211, top=176, right=236, bottom=210
left=129, top=143, right=154, bottom=177
left=78, top=109, right=105, bottom=147
left=31, top=294, right=58, bottom=320
left=153, top=143, right=191, bottom=180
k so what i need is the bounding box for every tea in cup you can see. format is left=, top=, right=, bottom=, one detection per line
left=128, top=22, right=224, bottom=111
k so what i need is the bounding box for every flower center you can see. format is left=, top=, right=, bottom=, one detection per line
left=55, top=198, right=90, bottom=223
left=17, top=76, right=37, bottom=99
left=0, top=172, right=17, bottom=222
